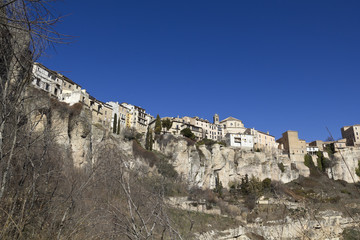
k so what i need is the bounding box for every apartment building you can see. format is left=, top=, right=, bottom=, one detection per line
left=341, top=125, right=360, bottom=146
left=276, top=130, right=307, bottom=155
left=119, top=103, right=153, bottom=133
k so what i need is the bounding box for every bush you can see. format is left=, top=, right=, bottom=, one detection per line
left=316, top=151, right=331, bottom=172
left=278, top=162, right=285, bottom=173
left=180, top=128, right=196, bottom=140
left=304, top=154, right=315, bottom=169
left=262, top=178, right=272, bottom=190
left=355, top=160, right=360, bottom=177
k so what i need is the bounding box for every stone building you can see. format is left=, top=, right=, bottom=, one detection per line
left=276, top=130, right=307, bottom=155
left=89, top=96, right=113, bottom=128
left=220, top=116, right=246, bottom=137
left=341, top=124, right=360, bottom=146
left=31, top=63, right=63, bottom=99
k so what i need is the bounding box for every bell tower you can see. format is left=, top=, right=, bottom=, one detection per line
left=213, top=114, right=219, bottom=124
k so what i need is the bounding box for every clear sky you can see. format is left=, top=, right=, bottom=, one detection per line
left=40, top=0, right=360, bottom=142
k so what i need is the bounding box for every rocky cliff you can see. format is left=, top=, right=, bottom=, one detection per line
left=153, top=134, right=360, bottom=189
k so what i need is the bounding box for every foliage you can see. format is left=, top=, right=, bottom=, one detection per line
left=145, top=128, right=153, bottom=151
left=197, top=138, right=216, bottom=146
left=355, top=160, right=360, bottom=178
left=180, top=127, right=196, bottom=140
left=278, top=162, right=285, bottom=173
left=154, top=114, right=162, bottom=134
left=213, top=174, right=223, bottom=198
left=262, top=178, right=272, bottom=189
left=197, top=138, right=227, bottom=147
left=161, top=118, right=173, bottom=131
left=304, top=154, right=315, bottom=169
left=116, top=118, right=120, bottom=134
left=342, top=227, right=360, bottom=240
left=113, top=113, right=117, bottom=133
left=325, top=143, right=335, bottom=155
left=316, top=151, right=331, bottom=172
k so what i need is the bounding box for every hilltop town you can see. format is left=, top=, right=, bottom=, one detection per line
left=32, top=62, right=360, bottom=158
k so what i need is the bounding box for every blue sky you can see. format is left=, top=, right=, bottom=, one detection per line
left=40, top=0, right=360, bottom=142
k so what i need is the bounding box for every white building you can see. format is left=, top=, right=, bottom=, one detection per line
left=31, top=63, right=63, bottom=99
left=225, top=133, right=254, bottom=149
left=306, top=146, right=319, bottom=155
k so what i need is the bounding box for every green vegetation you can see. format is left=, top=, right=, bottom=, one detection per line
left=316, top=151, right=331, bottom=172
left=213, top=175, right=223, bottom=198
left=180, top=128, right=196, bottom=140
left=117, top=118, right=120, bottom=134
left=342, top=227, right=360, bottom=240
left=154, top=114, right=162, bottom=134
left=197, top=138, right=227, bottom=147
left=355, top=160, right=360, bottom=177
left=161, top=118, right=173, bottom=131
left=278, top=162, right=285, bottom=173
left=145, top=128, right=153, bottom=151
left=113, top=113, right=117, bottom=133
left=304, top=154, right=315, bottom=169
left=325, top=143, right=335, bottom=155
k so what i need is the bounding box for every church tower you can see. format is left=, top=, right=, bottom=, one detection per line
left=213, top=114, right=219, bottom=124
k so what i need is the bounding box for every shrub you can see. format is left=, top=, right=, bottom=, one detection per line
left=180, top=128, right=196, bottom=140
left=316, top=151, right=331, bottom=172
left=262, top=178, right=272, bottom=190
left=278, top=162, right=285, bottom=173
left=304, top=154, right=315, bottom=169
left=355, top=160, right=360, bottom=178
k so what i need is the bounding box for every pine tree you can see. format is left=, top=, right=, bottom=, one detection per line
left=154, top=114, right=162, bottom=134
left=113, top=113, right=117, bottom=133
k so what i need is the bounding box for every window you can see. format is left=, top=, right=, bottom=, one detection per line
left=36, top=78, right=40, bottom=86
left=45, top=83, right=49, bottom=91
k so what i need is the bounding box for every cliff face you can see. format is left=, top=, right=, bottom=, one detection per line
left=30, top=89, right=360, bottom=186
left=153, top=135, right=300, bottom=189
left=153, top=134, right=360, bottom=188
left=327, top=148, right=360, bottom=183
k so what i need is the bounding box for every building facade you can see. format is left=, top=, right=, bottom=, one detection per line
left=341, top=125, right=360, bottom=146
left=32, top=63, right=63, bottom=99
left=225, top=133, right=254, bottom=149
left=276, top=131, right=307, bottom=155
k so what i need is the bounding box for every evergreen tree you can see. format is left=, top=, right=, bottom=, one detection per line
left=145, top=128, right=153, bottom=151
left=113, top=114, right=117, bottom=133
left=117, top=118, right=120, bottom=134
left=154, top=114, right=162, bottom=134
left=149, top=129, right=153, bottom=151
